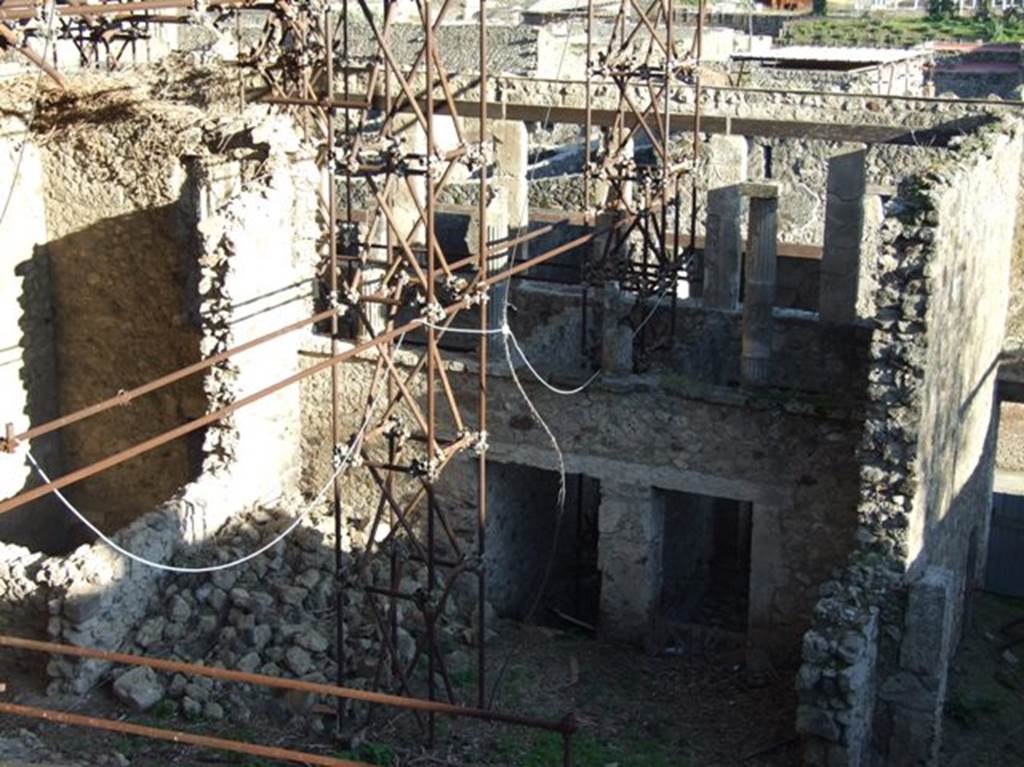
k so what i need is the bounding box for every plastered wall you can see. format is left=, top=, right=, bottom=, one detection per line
left=0, top=116, right=66, bottom=551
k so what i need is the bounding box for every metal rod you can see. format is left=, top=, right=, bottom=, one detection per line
left=0, top=22, right=68, bottom=88
left=0, top=635, right=578, bottom=733
left=0, top=702, right=370, bottom=767
left=476, top=0, right=489, bottom=712
left=424, top=0, right=438, bottom=743
left=324, top=3, right=347, bottom=736
left=4, top=307, right=337, bottom=450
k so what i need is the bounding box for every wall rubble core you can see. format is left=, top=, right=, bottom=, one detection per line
left=796, top=117, right=1024, bottom=767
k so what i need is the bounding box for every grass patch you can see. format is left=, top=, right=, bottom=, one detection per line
left=497, top=731, right=682, bottom=767
left=784, top=16, right=1024, bottom=45
left=451, top=667, right=479, bottom=690
left=337, top=742, right=399, bottom=766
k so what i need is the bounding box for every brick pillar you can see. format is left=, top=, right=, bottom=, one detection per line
left=740, top=183, right=779, bottom=387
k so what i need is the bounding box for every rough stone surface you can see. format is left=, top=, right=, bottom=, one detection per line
left=112, top=666, right=165, bottom=712
left=797, top=116, right=1024, bottom=766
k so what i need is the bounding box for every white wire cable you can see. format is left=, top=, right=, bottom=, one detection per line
left=420, top=319, right=504, bottom=336
left=491, top=0, right=580, bottom=619
left=505, top=327, right=600, bottom=396
left=0, top=0, right=57, bottom=229
left=501, top=278, right=674, bottom=395
left=499, top=319, right=568, bottom=509
left=25, top=334, right=406, bottom=574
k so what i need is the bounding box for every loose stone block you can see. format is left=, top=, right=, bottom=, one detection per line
left=113, top=666, right=165, bottom=712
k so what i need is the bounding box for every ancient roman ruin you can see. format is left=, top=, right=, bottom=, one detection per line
left=1, top=1, right=1024, bottom=765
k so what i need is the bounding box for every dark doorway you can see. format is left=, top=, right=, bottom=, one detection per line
left=485, top=462, right=601, bottom=626
left=657, top=489, right=753, bottom=637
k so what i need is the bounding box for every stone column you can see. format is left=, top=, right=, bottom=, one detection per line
left=597, top=481, right=660, bottom=643
left=747, top=502, right=784, bottom=656
left=692, top=135, right=748, bottom=300
left=490, top=120, right=528, bottom=243
left=820, top=146, right=869, bottom=324
left=740, top=183, right=778, bottom=387
left=857, top=187, right=887, bottom=320
left=461, top=118, right=526, bottom=329
left=702, top=184, right=743, bottom=311
left=600, top=280, right=633, bottom=375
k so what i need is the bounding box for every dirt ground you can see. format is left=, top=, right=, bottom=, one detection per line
left=0, top=622, right=801, bottom=767
left=941, top=592, right=1024, bottom=767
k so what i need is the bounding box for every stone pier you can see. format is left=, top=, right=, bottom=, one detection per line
left=820, top=146, right=869, bottom=324
left=703, top=184, right=744, bottom=311
left=740, top=183, right=779, bottom=387
left=597, top=481, right=660, bottom=643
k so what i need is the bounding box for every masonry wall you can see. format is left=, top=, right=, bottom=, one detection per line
left=505, top=280, right=873, bottom=395
left=731, top=60, right=926, bottom=97
left=38, top=99, right=209, bottom=534
left=907, top=127, right=1022, bottom=580
left=300, top=316, right=867, bottom=662
left=0, top=111, right=318, bottom=692
left=796, top=117, right=1024, bottom=767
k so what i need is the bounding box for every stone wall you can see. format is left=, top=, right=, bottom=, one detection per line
left=0, top=112, right=319, bottom=692
left=729, top=60, right=926, bottom=97
left=0, top=542, right=49, bottom=655
left=745, top=142, right=946, bottom=247
left=37, top=96, right=208, bottom=534
left=299, top=319, right=866, bottom=660
left=504, top=280, right=873, bottom=395
left=933, top=71, right=1023, bottom=101
left=796, top=116, right=1024, bottom=766
left=347, top=22, right=537, bottom=75
left=908, top=126, right=1022, bottom=581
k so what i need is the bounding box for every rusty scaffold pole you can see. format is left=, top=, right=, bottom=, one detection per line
left=476, top=0, right=489, bottom=712
left=584, top=0, right=701, bottom=365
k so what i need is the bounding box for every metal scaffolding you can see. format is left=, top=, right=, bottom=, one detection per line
left=0, top=0, right=709, bottom=762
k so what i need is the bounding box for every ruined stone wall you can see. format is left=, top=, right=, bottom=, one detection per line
left=0, top=542, right=49, bottom=655
left=347, top=22, right=537, bottom=75
left=0, top=114, right=67, bottom=552
left=0, top=112, right=319, bottom=691
left=746, top=142, right=946, bottom=246
left=908, top=126, right=1022, bottom=581
left=299, top=320, right=866, bottom=658
left=933, top=71, right=1023, bottom=101
left=37, top=98, right=208, bottom=533
left=504, top=281, right=873, bottom=395
left=796, top=117, right=1024, bottom=767
left=730, top=61, right=926, bottom=97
